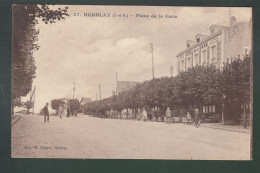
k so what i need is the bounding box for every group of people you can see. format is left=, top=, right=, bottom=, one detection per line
left=57, top=104, right=72, bottom=119
left=165, top=107, right=201, bottom=128
left=140, top=107, right=201, bottom=128
left=43, top=102, right=201, bottom=127
left=43, top=103, right=72, bottom=123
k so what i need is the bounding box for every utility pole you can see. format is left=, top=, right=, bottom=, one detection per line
left=96, top=92, right=98, bottom=101
left=169, top=60, right=173, bottom=77
left=116, top=72, right=118, bottom=95
left=171, top=65, right=173, bottom=77
left=150, top=43, right=155, bottom=79
left=99, top=84, right=101, bottom=101
left=73, top=82, right=75, bottom=99
left=99, top=84, right=102, bottom=111
left=27, top=86, right=35, bottom=115
left=229, top=7, right=232, bottom=26
left=229, top=7, right=231, bottom=20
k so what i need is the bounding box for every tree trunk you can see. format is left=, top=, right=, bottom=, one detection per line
left=243, top=103, right=247, bottom=129
left=222, top=102, right=225, bottom=124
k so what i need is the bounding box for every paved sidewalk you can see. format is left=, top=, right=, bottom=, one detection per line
left=141, top=119, right=250, bottom=134
left=200, top=123, right=250, bottom=134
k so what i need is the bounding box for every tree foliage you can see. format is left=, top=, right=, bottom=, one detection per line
left=219, top=55, right=251, bottom=104
left=13, top=98, right=22, bottom=107
left=83, top=55, right=251, bottom=120
left=68, top=99, right=80, bottom=112
left=51, top=99, right=65, bottom=110
left=23, top=100, right=34, bottom=109
left=12, top=5, right=69, bottom=113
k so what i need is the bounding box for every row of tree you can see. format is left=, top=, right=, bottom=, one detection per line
left=83, top=55, right=251, bottom=124
left=51, top=99, right=80, bottom=113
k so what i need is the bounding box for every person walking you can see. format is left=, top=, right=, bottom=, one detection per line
left=166, top=107, right=172, bottom=124
left=58, top=104, right=63, bottom=119
left=194, top=108, right=200, bottom=128
left=67, top=106, right=70, bottom=118
left=44, top=103, right=50, bottom=123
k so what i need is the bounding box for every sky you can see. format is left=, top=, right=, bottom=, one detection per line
left=23, top=5, right=252, bottom=112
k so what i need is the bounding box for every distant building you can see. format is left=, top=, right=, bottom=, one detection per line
left=80, top=97, right=92, bottom=105
left=116, top=81, right=139, bottom=94
left=79, top=97, right=92, bottom=113
left=176, top=16, right=252, bottom=73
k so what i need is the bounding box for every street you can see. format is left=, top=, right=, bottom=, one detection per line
left=11, top=114, right=251, bottom=160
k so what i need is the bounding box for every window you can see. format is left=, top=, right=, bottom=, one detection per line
left=195, top=54, right=199, bottom=65
left=211, top=46, right=216, bottom=63
left=187, top=57, right=191, bottom=68
left=203, top=106, right=216, bottom=113
left=202, top=50, right=207, bottom=65
left=181, top=60, right=184, bottom=71
left=212, top=106, right=215, bottom=113
left=196, top=38, right=200, bottom=43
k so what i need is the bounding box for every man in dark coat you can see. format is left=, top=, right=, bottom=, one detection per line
left=44, top=103, right=50, bottom=122
left=67, top=106, right=70, bottom=117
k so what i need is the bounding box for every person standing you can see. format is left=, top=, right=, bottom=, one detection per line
left=166, top=107, right=172, bottom=124
left=67, top=106, right=70, bottom=118
left=189, top=106, right=194, bottom=120
left=186, top=112, right=192, bottom=125
left=44, top=103, right=50, bottom=123
left=194, top=108, right=200, bottom=128
left=142, top=108, right=147, bottom=122
left=58, top=104, right=63, bottom=119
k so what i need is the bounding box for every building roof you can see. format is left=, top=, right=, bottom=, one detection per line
left=176, top=23, right=232, bottom=57
left=80, top=98, right=92, bottom=105
left=117, top=81, right=139, bottom=94
left=176, top=29, right=225, bottom=57
left=176, top=18, right=252, bottom=58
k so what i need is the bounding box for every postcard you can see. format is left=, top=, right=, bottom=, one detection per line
left=11, top=5, right=253, bottom=160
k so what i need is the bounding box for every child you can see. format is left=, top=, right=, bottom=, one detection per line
left=186, top=112, right=191, bottom=125
left=142, top=108, right=147, bottom=122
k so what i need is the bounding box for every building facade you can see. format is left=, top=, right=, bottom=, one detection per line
left=176, top=16, right=252, bottom=73
left=116, top=81, right=139, bottom=94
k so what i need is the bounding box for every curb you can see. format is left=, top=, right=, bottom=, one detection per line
left=85, top=115, right=250, bottom=133
left=200, top=124, right=250, bottom=134
left=12, top=115, right=21, bottom=126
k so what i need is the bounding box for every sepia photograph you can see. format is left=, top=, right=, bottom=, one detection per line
left=11, top=5, right=252, bottom=160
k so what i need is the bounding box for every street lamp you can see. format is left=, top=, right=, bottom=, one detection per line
left=222, top=94, right=226, bottom=124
